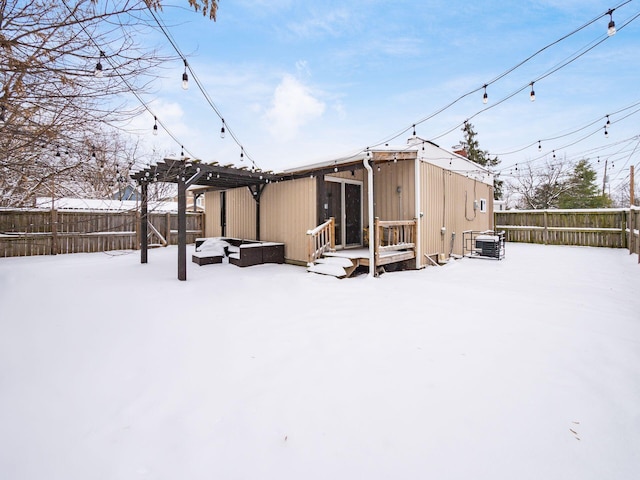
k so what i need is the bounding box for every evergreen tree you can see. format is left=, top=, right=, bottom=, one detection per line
left=459, top=122, right=502, bottom=199
left=558, top=160, right=611, bottom=208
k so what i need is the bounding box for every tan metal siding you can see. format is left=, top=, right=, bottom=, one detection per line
left=226, top=187, right=256, bottom=239
left=420, top=162, right=493, bottom=265
left=373, top=160, right=415, bottom=221
left=261, top=177, right=317, bottom=264
left=203, top=191, right=221, bottom=237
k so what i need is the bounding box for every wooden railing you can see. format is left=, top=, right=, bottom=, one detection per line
left=374, top=217, right=417, bottom=266
left=307, top=217, right=335, bottom=265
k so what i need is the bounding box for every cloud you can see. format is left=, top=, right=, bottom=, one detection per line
left=286, top=8, right=353, bottom=39
left=264, top=74, right=325, bottom=140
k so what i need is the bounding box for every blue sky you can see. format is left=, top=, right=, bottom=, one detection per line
left=131, top=0, right=640, bottom=196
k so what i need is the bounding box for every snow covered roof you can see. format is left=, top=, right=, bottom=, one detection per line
left=35, top=197, right=178, bottom=212
left=282, top=136, right=494, bottom=186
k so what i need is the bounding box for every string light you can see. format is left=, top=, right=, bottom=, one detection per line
left=94, top=51, right=105, bottom=78
left=220, top=119, right=225, bottom=139
left=606, top=114, right=611, bottom=126
left=240, top=146, right=244, bottom=161
left=538, top=140, right=542, bottom=151
left=482, top=84, right=488, bottom=104
left=412, top=124, right=416, bottom=136
left=153, top=116, right=158, bottom=136
left=182, top=59, right=189, bottom=90
left=604, top=125, right=609, bottom=137
left=607, top=9, right=616, bottom=36
left=529, top=82, right=536, bottom=102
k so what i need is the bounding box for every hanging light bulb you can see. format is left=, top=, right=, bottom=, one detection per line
left=529, top=82, right=536, bottom=102
left=482, top=84, right=488, bottom=104
left=220, top=119, right=225, bottom=139
left=180, top=145, right=184, bottom=157
left=538, top=140, right=542, bottom=151
left=240, top=147, right=244, bottom=161
left=604, top=126, right=609, bottom=138
left=607, top=9, right=616, bottom=36
left=153, top=116, right=158, bottom=136
left=606, top=114, right=611, bottom=126
left=393, top=153, right=397, bottom=163
left=94, top=51, right=105, bottom=78
left=181, top=59, right=189, bottom=90
left=412, top=124, right=416, bottom=136
left=552, top=150, right=556, bottom=159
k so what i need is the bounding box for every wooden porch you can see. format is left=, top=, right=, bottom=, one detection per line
left=307, top=217, right=417, bottom=277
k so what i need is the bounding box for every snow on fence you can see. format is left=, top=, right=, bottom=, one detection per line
left=0, top=208, right=204, bottom=257
left=495, top=208, right=640, bottom=258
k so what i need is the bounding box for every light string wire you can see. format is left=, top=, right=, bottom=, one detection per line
left=328, top=2, right=636, bottom=164
left=146, top=6, right=261, bottom=170
left=59, top=0, right=197, bottom=162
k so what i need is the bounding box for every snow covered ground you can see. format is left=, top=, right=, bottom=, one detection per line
left=1, top=243, right=639, bottom=480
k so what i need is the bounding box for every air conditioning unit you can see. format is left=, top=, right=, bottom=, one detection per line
left=475, top=234, right=500, bottom=258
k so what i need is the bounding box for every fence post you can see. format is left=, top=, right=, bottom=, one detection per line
left=621, top=210, right=627, bottom=249
left=51, top=208, right=58, bottom=255
left=627, top=207, right=636, bottom=255
left=165, top=212, right=171, bottom=245
left=135, top=211, right=140, bottom=250
left=543, top=210, right=548, bottom=245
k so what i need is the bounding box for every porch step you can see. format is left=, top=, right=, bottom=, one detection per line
left=307, top=262, right=347, bottom=278
left=315, top=256, right=354, bottom=268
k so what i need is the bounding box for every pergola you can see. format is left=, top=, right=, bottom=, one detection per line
left=130, top=153, right=410, bottom=280
left=130, top=158, right=280, bottom=280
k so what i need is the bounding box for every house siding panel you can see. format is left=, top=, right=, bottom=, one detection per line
left=420, top=162, right=493, bottom=265
left=261, top=177, right=317, bottom=264
left=373, top=159, right=415, bottom=221
left=203, top=191, right=221, bottom=237
left=226, top=187, right=256, bottom=239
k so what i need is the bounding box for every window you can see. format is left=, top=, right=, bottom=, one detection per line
left=479, top=198, right=487, bottom=213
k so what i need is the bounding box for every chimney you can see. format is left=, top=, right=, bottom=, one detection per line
left=453, top=147, right=468, bottom=158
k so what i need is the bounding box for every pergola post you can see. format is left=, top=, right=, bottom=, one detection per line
left=140, top=181, right=148, bottom=264
left=178, top=176, right=187, bottom=281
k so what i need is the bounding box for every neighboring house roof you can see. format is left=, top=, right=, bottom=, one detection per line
left=35, top=197, right=179, bottom=212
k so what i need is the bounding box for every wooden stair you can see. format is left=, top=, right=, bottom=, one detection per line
left=307, top=255, right=358, bottom=278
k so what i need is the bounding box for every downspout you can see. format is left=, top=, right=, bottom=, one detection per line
left=363, top=155, right=375, bottom=278
left=414, top=156, right=421, bottom=269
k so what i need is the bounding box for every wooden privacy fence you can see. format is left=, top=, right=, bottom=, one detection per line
left=495, top=208, right=640, bottom=257
left=0, top=208, right=204, bottom=257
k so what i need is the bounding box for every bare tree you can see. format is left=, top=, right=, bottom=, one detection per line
left=146, top=0, right=218, bottom=20
left=507, top=157, right=574, bottom=209
left=0, top=0, right=173, bottom=207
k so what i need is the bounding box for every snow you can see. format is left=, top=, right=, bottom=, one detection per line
left=0, top=243, right=639, bottom=479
